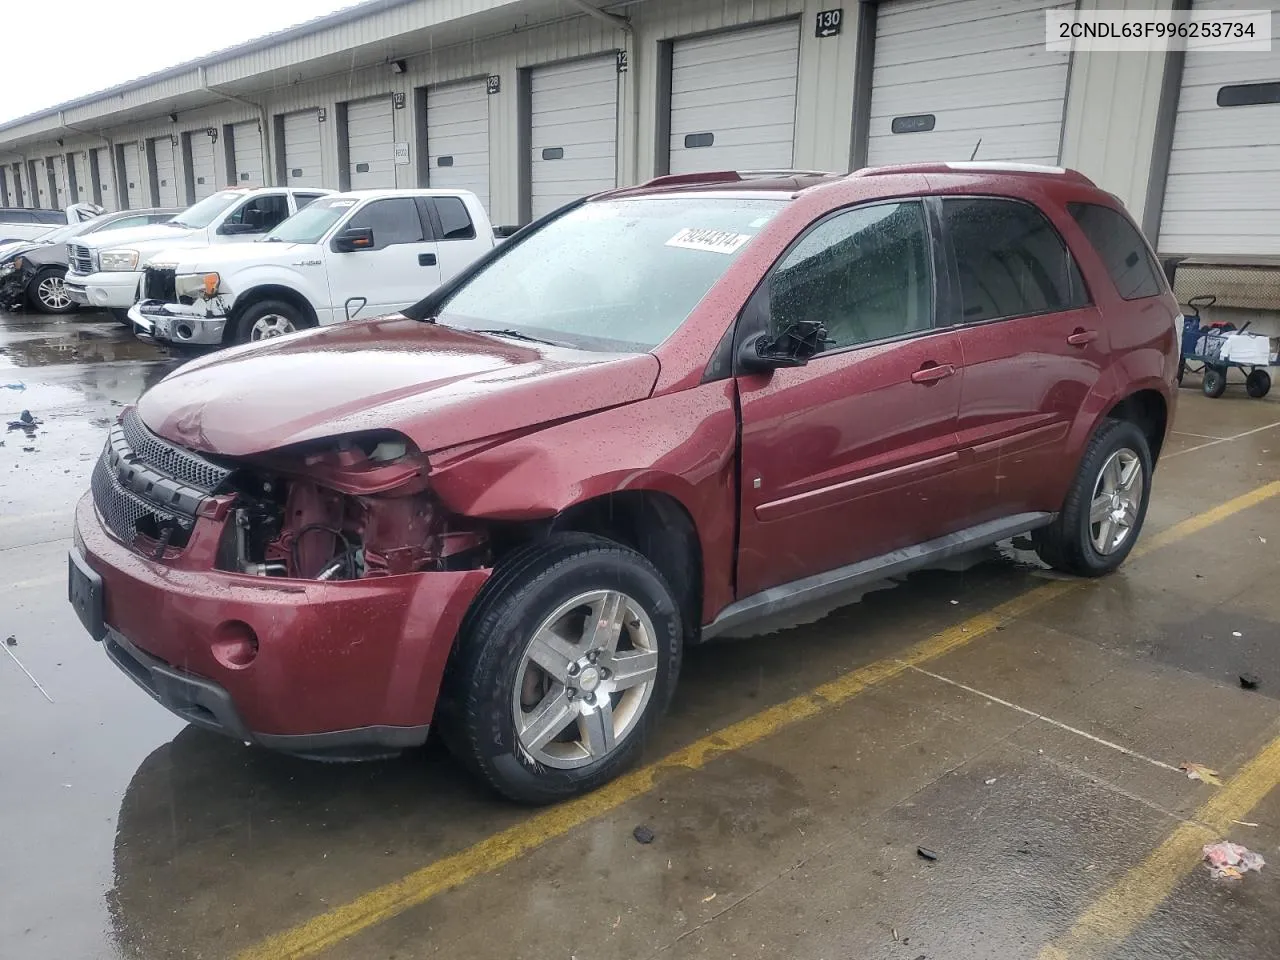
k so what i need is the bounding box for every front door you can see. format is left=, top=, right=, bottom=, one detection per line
left=324, top=196, right=441, bottom=320
left=736, top=200, right=965, bottom=598
left=939, top=197, right=1108, bottom=522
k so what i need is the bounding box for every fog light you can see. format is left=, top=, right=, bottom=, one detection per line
left=176, top=322, right=193, bottom=340
left=211, top=620, right=258, bottom=669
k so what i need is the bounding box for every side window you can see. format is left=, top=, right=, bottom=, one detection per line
left=769, top=201, right=933, bottom=352
left=434, top=196, right=476, bottom=240
left=1067, top=202, right=1164, bottom=301
left=345, top=199, right=426, bottom=249
left=98, top=216, right=147, bottom=231
left=225, top=194, right=290, bottom=231
left=294, top=192, right=325, bottom=211
left=942, top=198, right=1089, bottom=323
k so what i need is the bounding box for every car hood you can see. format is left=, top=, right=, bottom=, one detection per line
left=136, top=316, right=660, bottom=457
left=77, top=222, right=195, bottom=251
left=152, top=240, right=309, bottom=272
left=0, top=239, right=39, bottom=262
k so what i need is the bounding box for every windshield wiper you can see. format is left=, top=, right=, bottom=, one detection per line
left=166, top=221, right=191, bottom=228
left=263, top=236, right=282, bottom=242
left=473, top=328, right=556, bottom=345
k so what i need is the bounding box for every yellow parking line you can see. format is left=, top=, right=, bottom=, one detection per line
left=235, top=480, right=1280, bottom=960
left=1039, top=731, right=1280, bottom=960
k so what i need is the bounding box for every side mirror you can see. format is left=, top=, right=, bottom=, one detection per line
left=333, top=227, right=375, bottom=252
left=217, top=222, right=260, bottom=236
left=738, top=319, right=828, bottom=373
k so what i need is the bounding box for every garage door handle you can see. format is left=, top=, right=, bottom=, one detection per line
left=1067, top=328, right=1098, bottom=346
left=419, top=253, right=437, bottom=266
left=911, top=363, right=956, bottom=384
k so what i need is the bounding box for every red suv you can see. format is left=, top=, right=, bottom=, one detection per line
left=69, top=163, right=1179, bottom=803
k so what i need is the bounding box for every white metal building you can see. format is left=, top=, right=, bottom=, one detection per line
left=0, top=0, right=1275, bottom=290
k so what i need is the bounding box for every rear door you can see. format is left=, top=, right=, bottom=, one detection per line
left=735, top=199, right=964, bottom=597
left=324, top=197, right=440, bottom=320
left=941, top=196, right=1104, bottom=522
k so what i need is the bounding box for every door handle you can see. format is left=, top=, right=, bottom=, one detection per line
left=910, top=362, right=956, bottom=385
left=419, top=253, right=437, bottom=266
left=1067, top=328, right=1098, bottom=347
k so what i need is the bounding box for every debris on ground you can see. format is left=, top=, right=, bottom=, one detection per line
left=917, top=846, right=939, bottom=862
left=1180, top=762, right=1223, bottom=786
left=702, top=892, right=716, bottom=903
left=1233, top=631, right=1244, bottom=638
left=632, top=825, right=655, bottom=845
left=1240, top=673, right=1261, bottom=690
left=1203, top=841, right=1265, bottom=879
left=984, top=777, right=998, bottom=785
left=4, top=635, right=15, bottom=646
left=1231, top=819, right=1260, bottom=828
left=7, top=410, right=42, bottom=432
left=1, top=382, right=24, bottom=391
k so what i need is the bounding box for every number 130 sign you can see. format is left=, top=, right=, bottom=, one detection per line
left=815, top=9, right=843, bottom=37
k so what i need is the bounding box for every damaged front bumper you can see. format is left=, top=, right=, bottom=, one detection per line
left=130, top=299, right=226, bottom=345
left=72, top=492, right=491, bottom=760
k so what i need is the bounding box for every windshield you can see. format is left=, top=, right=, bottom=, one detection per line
left=170, top=191, right=245, bottom=229
left=437, top=197, right=784, bottom=351
left=264, top=197, right=356, bottom=243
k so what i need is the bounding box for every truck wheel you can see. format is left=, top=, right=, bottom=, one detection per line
left=1203, top=366, right=1227, bottom=398
left=1033, top=419, right=1152, bottom=578
left=232, top=299, right=308, bottom=344
left=26, top=268, right=75, bottom=314
left=439, top=533, right=682, bottom=805
left=1246, top=369, right=1271, bottom=399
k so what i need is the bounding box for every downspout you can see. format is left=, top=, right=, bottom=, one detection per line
left=200, top=66, right=275, bottom=185
left=563, top=0, right=638, bottom=184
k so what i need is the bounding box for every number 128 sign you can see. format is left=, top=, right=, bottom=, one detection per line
left=815, top=8, right=842, bottom=37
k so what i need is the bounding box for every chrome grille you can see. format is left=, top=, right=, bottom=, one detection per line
left=119, top=408, right=231, bottom=491
left=69, top=243, right=93, bottom=275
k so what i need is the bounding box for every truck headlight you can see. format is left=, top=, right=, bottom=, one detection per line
left=99, top=249, right=139, bottom=271
left=175, top=272, right=220, bottom=300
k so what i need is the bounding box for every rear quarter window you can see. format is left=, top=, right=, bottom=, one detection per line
left=1067, top=202, right=1165, bottom=301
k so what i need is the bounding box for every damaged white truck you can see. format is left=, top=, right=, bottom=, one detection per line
left=130, top=189, right=496, bottom=346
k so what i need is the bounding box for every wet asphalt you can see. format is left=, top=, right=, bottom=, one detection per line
left=2, top=308, right=1280, bottom=960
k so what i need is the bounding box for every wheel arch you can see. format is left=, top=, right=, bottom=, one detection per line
left=227, top=284, right=318, bottom=341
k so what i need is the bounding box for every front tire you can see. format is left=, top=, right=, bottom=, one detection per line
left=27, top=268, right=75, bottom=314
left=1034, top=419, right=1153, bottom=577
left=231, top=299, right=308, bottom=345
left=439, top=533, right=682, bottom=805
left=1246, top=369, right=1271, bottom=399
left=1203, top=366, right=1227, bottom=398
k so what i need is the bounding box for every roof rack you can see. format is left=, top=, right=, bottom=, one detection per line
left=639, top=169, right=841, bottom=189
left=852, top=161, right=1095, bottom=185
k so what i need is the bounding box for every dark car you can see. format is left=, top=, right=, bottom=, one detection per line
left=69, top=163, right=1179, bottom=803
left=0, top=208, right=182, bottom=313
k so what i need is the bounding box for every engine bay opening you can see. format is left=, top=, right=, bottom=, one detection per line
left=215, top=433, right=491, bottom=580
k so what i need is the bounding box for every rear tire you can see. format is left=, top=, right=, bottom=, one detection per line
left=1033, top=419, right=1152, bottom=578
left=1203, top=366, right=1228, bottom=398
left=231, top=299, right=309, bottom=345
left=26, top=268, right=76, bottom=314
left=1246, top=369, right=1271, bottom=399
left=438, top=533, right=682, bottom=805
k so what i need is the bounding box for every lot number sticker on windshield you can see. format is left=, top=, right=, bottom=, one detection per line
left=666, top=228, right=753, bottom=254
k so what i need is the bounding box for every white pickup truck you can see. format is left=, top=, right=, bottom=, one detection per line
left=129, top=189, right=496, bottom=346
left=66, top=186, right=333, bottom=320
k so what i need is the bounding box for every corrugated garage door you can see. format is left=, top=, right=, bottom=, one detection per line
left=122, top=144, right=146, bottom=209
left=346, top=97, right=396, bottom=189
left=283, top=110, right=325, bottom=188
left=92, top=147, right=116, bottom=210
left=151, top=137, right=179, bottom=207
left=187, top=130, right=218, bottom=201
left=30, top=158, right=49, bottom=207
left=668, top=22, right=800, bottom=174
left=72, top=152, right=91, bottom=204
left=530, top=56, right=618, bottom=219
left=426, top=81, right=490, bottom=212
left=867, top=0, right=1072, bottom=166
left=11, top=163, right=26, bottom=207
left=1158, top=0, right=1280, bottom=257
left=49, top=156, right=70, bottom=208
left=231, top=121, right=264, bottom=187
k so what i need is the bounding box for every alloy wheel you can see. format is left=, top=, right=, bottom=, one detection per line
left=512, top=590, right=659, bottom=769
left=1089, top=447, right=1144, bottom=555
left=249, top=314, right=296, bottom=340
left=37, top=275, right=71, bottom=311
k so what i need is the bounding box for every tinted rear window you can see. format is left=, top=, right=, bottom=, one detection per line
left=1067, top=202, right=1164, bottom=301
left=942, top=198, right=1089, bottom=323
